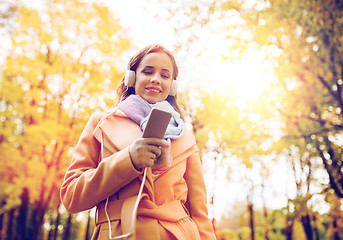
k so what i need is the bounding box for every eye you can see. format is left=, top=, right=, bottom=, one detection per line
left=143, top=70, right=153, bottom=75
left=161, top=71, right=171, bottom=79
left=161, top=74, right=170, bottom=79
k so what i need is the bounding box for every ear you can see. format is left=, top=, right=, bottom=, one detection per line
left=124, top=70, right=135, bottom=87
left=168, top=80, right=178, bottom=96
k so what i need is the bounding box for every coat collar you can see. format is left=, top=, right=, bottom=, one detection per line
left=94, top=108, right=197, bottom=156
left=102, top=114, right=141, bottom=151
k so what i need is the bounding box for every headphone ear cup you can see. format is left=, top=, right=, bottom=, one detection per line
left=124, top=70, right=135, bottom=87
left=169, top=80, right=178, bottom=96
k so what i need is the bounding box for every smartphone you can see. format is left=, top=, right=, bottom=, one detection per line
left=142, top=108, right=172, bottom=139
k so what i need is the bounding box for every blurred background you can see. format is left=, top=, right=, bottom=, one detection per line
left=0, top=0, right=342, bottom=239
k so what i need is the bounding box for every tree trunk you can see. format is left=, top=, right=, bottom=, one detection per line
left=332, top=217, right=341, bottom=240
left=29, top=206, right=42, bottom=240
left=6, top=209, right=15, bottom=240
left=246, top=171, right=255, bottom=240
left=28, top=181, right=44, bottom=240
left=261, top=175, right=270, bottom=240
left=316, top=139, right=343, bottom=198
left=62, top=214, right=72, bottom=240
left=29, top=183, right=57, bottom=239
left=16, top=187, right=29, bottom=240
left=52, top=209, right=60, bottom=240
left=263, top=205, right=270, bottom=240
left=0, top=212, right=4, bottom=239
left=300, top=214, right=313, bottom=240
left=331, top=195, right=342, bottom=240
left=47, top=229, right=53, bottom=240
left=285, top=215, right=295, bottom=240
left=312, top=214, right=320, bottom=240
left=46, top=203, right=61, bottom=240
left=248, top=202, right=255, bottom=240
left=85, top=211, right=92, bottom=240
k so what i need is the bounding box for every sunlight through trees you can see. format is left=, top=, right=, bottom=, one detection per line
left=1, top=0, right=342, bottom=239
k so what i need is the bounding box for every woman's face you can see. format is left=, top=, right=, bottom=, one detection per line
left=134, top=52, right=173, bottom=103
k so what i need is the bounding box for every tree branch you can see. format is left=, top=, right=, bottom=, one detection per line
left=318, top=74, right=337, bottom=101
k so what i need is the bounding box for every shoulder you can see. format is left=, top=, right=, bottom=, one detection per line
left=181, top=130, right=196, bottom=144
left=171, top=130, right=198, bottom=157
left=171, top=130, right=195, bottom=143
left=82, top=110, right=114, bottom=134
left=88, top=107, right=119, bottom=125
left=90, top=111, right=106, bottom=121
left=85, top=112, right=106, bottom=129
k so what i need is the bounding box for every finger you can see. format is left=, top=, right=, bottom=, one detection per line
left=145, top=145, right=162, bottom=158
left=147, top=154, right=155, bottom=167
left=150, top=152, right=157, bottom=160
left=144, top=138, right=170, bottom=148
left=153, top=147, right=162, bottom=158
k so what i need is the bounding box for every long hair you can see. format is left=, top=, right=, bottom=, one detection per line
left=115, top=44, right=185, bottom=120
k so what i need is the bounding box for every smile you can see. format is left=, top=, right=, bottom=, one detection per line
left=146, top=88, right=162, bottom=93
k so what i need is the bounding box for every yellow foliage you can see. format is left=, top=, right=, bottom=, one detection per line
left=0, top=0, right=132, bottom=213
left=221, top=0, right=242, bottom=12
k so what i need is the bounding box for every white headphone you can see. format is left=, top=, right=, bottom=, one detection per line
left=124, top=70, right=178, bottom=97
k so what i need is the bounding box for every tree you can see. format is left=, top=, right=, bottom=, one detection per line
left=230, top=0, right=343, bottom=198
left=175, top=0, right=343, bottom=238
left=182, top=86, right=279, bottom=239
left=0, top=0, right=131, bottom=238
left=219, top=0, right=343, bottom=238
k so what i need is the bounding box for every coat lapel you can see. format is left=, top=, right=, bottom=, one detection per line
left=93, top=111, right=156, bottom=198
left=96, top=113, right=142, bottom=152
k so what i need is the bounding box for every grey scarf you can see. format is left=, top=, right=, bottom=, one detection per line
left=118, top=95, right=184, bottom=139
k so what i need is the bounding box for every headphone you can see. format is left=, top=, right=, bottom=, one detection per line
left=124, top=70, right=178, bottom=96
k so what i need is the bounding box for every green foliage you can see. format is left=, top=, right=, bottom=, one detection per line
left=217, top=228, right=240, bottom=240
left=237, top=226, right=250, bottom=239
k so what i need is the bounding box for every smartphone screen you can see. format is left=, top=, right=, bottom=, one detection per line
left=142, top=108, right=172, bottom=139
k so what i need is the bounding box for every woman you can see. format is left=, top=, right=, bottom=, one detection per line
left=60, top=44, right=216, bottom=240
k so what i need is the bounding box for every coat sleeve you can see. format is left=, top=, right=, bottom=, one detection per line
left=60, top=112, right=142, bottom=214
left=184, top=150, right=217, bottom=240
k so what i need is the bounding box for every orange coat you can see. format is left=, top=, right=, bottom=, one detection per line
left=60, top=110, right=216, bottom=240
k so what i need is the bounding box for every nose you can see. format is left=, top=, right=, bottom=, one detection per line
left=150, top=74, right=161, bottom=85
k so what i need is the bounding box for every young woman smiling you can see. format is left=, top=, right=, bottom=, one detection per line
left=60, top=44, right=216, bottom=240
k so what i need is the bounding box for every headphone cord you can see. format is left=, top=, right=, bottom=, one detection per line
left=105, top=167, right=148, bottom=239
